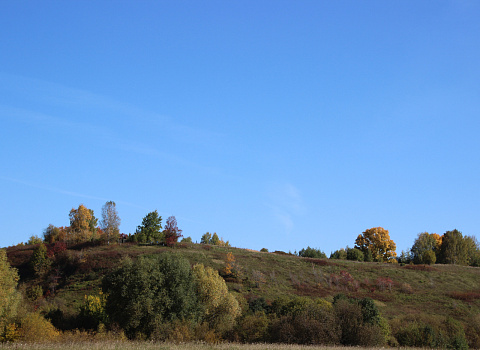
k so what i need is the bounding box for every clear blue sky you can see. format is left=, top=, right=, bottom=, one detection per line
left=1, top=1, right=479, bottom=254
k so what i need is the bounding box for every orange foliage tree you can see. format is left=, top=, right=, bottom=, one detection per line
left=354, top=227, right=397, bottom=262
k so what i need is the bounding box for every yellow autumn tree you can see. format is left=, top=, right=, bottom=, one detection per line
left=0, top=249, right=21, bottom=336
left=69, top=204, right=98, bottom=243
left=354, top=227, right=397, bottom=262
left=192, top=264, right=241, bottom=334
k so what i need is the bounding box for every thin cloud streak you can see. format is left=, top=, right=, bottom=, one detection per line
left=0, top=176, right=143, bottom=209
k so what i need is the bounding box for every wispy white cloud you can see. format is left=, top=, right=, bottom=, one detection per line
left=266, top=182, right=306, bottom=234
left=0, top=176, right=143, bottom=208
left=0, top=73, right=223, bottom=174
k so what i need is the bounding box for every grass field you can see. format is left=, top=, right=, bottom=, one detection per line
left=0, top=341, right=413, bottom=350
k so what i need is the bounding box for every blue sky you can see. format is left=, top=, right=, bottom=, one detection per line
left=1, top=1, right=479, bottom=254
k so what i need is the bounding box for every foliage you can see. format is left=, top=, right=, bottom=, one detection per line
left=78, top=291, right=108, bottom=330
left=411, top=232, right=440, bottom=264
left=346, top=247, right=364, bottom=261
left=100, top=201, right=121, bottom=243
left=69, top=204, right=98, bottom=243
left=260, top=248, right=268, bottom=252
left=18, top=313, right=60, bottom=342
left=133, top=210, right=163, bottom=244
left=438, top=229, right=476, bottom=265
left=43, top=225, right=67, bottom=244
left=235, top=311, right=269, bottom=343
left=298, top=246, right=326, bottom=259
left=163, top=216, right=183, bottom=247
left=26, top=235, right=42, bottom=245
left=200, top=232, right=230, bottom=247
left=0, top=249, right=21, bottom=331
left=102, top=253, right=199, bottom=338
left=30, top=243, right=51, bottom=278
left=181, top=237, right=193, bottom=243
left=330, top=248, right=347, bottom=260
left=192, top=264, right=241, bottom=334
left=355, top=227, right=397, bottom=262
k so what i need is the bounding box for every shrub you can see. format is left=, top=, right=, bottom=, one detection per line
left=18, top=313, right=60, bottom=342
left=298, top=246, right=327, bottom=259
left=102, top=254, right=200, bottom=339
left=0, top=249, right=21, bottom=330
left=236, top=311, right=269, bottom=343
left=346, top=247, right=364, bottom=261
left=260, top=248, right=268, bottom=252
left=330, top=249, right=347, bottom=260
left=193, top=264, right=241, bottom=335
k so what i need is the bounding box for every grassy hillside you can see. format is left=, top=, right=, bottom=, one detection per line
left=6, top=241, right=480, bottom=326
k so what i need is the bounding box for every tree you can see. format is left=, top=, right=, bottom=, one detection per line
left=43, top=225, right=61, bottom=244
left=102, top=254, right=199, bottom=338
left=410, top=232, right=440, bottom=264
left=192, top=264, right=241, bottom=334
left=135, top=210, right=163, bottom=244
left=200, top=232, right=212, bottom=244
left=100, top=201, right=121, bottom=244
left=298, top=246, right=327, bottom=259
left=0, top=249, right=21, bottom=331
left=30, top=243, right=51, bottom=278
left=69, top=204, right=98, bottom=243
left=438, top=229, right=478, bottom=266
left=26, top=235, right=42, bottom=245
left=354, top=227, right=396, bottom=262
left=163, top=216, right=183, bottom=247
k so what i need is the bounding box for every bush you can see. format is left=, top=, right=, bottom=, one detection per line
left=236, top=311, right=269, bottom=343
left=346, top=247, right=364, bottom=261
left=18, top=313, right=60, bottom=342
left=330, top=249, right=347, bottom=260
left=298, top=246, right=327, bottom=259
left=102, top=254, right=200, bottom=339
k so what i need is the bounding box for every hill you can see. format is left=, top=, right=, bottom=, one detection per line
left=5, top=241, right=480, bottom=346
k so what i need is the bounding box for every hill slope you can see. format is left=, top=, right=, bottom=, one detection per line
left=7, top=241, right=480, bottom=325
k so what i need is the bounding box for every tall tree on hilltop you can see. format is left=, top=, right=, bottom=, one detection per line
left=163, top=216, right=182, bottom=247
left=69, top=204, right=98, bottom=243
left=135, top=210, right=163, bottom=243
left=355, top=227, right=397, bottom=262
left=100, top=201, right=121, bottom=243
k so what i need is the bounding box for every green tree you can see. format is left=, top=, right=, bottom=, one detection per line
left=30, top=243, right=51, bottom=278
left=102, top=253, right=199, bottom=338
left=330, top=248, right=347, bottom=260
left=0, top=249, right=21, bottom=331
left=135, top=210, right=163, bottom=244
left=438, top=229, right=470, bottom=265
left=26, top=235, right=42, bottom=245
left=346, top=247, right=364, bottom=262
left=200, top=232, right=212, bottom=244
left=411, top=232, right=440, bottom=264
left=100, top=201, right=121, bottom=244
left=355, top=227, right=397, bottom=262
left=192, top=264, right=241, bottom=334
left=210, top=233, right=220, bottom=245
left=298, top=246, right=327, bottom=259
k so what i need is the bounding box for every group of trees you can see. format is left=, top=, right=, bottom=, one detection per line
left=401, top=230, right=480, bottom=266
left=101, top=253, right=240, bottom=339
left=327, top=227, right=480, bottom=267
left=200, top=232, right=230, bottom=247
left=130, top=210, right=183, bottom=246
left=41, top=202, right=121, bottom=245
left=32, top=203, right=186, bottom=248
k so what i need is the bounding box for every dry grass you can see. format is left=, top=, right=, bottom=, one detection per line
left=0, top=342, right=405, bottom=350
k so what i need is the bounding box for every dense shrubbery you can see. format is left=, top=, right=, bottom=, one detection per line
left=298, top=246, right=326, bottom=259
